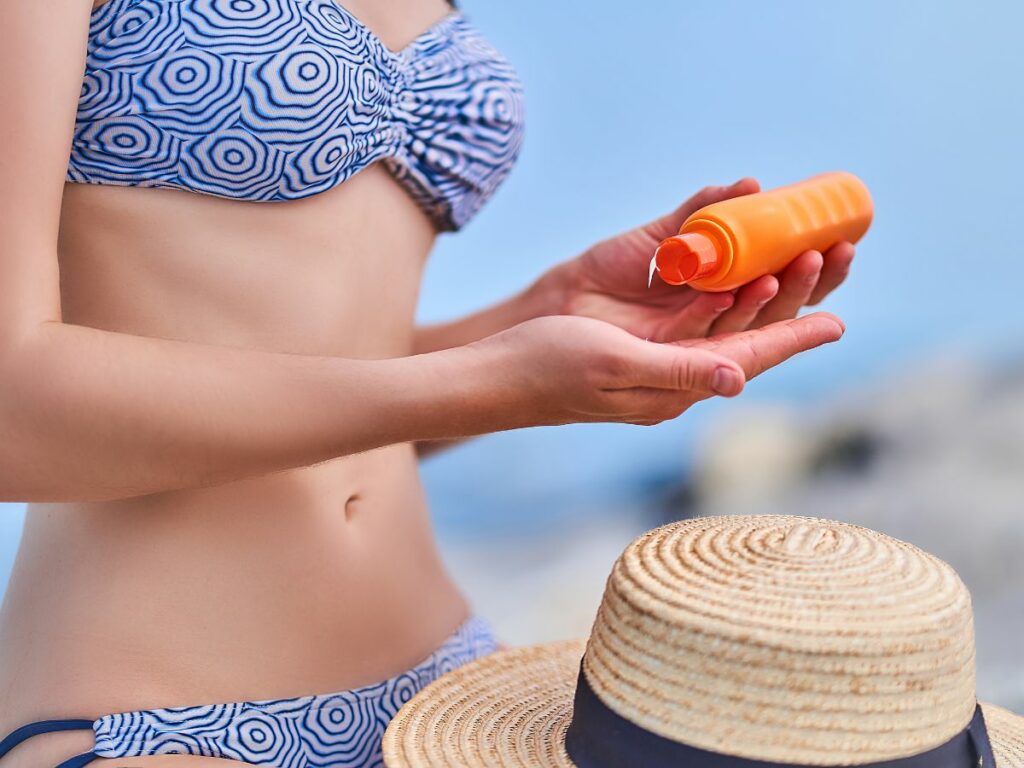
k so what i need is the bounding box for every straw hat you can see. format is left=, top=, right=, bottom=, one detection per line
left=383, top=515, right=1024, bottom=767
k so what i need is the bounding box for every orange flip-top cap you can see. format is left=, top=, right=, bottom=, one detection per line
left=654, top=232, right=721, bottom=285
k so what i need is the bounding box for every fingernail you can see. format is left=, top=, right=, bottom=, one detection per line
left=805, top=269, right=822, bottom=286
left=715, top=300, right=732, bottom=313
left=756, top=296, right=772, bottom=307
left=712, top=367, right=742, bottom=395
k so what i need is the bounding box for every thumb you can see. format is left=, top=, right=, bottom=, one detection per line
left=629, top=342, right=746, bottom=396
left=640, top=177, right=761, bottom=242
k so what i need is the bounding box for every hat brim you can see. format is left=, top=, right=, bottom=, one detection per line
left=382, top=642, right=1024, bottom=768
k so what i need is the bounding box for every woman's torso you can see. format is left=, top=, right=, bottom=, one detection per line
left=0, top=0, right=471, bottom=747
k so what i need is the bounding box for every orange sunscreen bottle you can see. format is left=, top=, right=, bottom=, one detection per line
left=648, top=171, right=874, bottom=291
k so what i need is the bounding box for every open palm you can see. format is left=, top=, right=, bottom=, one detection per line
left=541, top=178, right=856, bottom=343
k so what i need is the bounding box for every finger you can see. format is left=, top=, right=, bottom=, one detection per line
left=641, top=177, right=761, bottom=242
left=709, top=275, right=779, bottom=334
left=752, top=250, right=824, bottom=326
left=683, top=312, right=845, bottom=381
left=656, top=291, right=735, bottom=341
left=625, top=342, right=746, bottom=396
left=808, top=241, right=855, bottom=305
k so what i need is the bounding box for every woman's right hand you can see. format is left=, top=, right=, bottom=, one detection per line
left=463, top=312, right=845, bottom=429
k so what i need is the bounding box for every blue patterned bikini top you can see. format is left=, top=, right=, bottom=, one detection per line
left=69, top=0, right=526, bottom=231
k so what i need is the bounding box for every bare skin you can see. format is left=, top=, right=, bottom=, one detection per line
left=0, top=1, right=851, bottom=766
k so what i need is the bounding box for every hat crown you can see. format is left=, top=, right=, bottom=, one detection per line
left=581, top=515, right=977, bottom=765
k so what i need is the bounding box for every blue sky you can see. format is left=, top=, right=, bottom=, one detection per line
left=3, top=0, right=1024, bottom=586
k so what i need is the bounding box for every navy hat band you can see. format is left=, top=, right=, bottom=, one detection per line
left=564, top=661, right=995, bottom=768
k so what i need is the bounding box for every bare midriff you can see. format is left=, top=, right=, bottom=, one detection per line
left=0, top=146, right=472, bottom=732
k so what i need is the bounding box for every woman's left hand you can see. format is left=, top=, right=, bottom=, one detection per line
left=536, top=178, right=856, bottom=342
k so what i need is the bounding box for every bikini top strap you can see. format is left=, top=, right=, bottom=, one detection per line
left=0, top=719, right=94, bottom=759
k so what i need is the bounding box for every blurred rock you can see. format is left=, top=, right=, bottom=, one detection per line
left=682, top=352, right=1024, bottom=710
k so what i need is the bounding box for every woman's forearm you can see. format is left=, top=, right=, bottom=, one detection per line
left=0, top=320, right=492, bottom=503
left=410, top=271, right=567, bottom=459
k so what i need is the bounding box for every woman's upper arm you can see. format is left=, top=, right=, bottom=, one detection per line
left=0, top=0, right=92, bottom=345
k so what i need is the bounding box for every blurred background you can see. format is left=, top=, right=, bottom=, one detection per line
left=3, top=0, right=1024, bottom=707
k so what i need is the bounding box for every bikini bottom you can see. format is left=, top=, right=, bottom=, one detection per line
left=0, top=615, right=497, bottom=768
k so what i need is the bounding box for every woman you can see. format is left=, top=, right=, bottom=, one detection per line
left=0, top=0, right=853, bottom=766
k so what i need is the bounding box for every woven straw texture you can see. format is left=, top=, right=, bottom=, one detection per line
left=986, top=704, right=1024, bottom=767
left=382, top=641, right=582, bottom=768
left=584, top=515, right=976, bottom=763
left=383, top=515, right=1024, bottom=767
